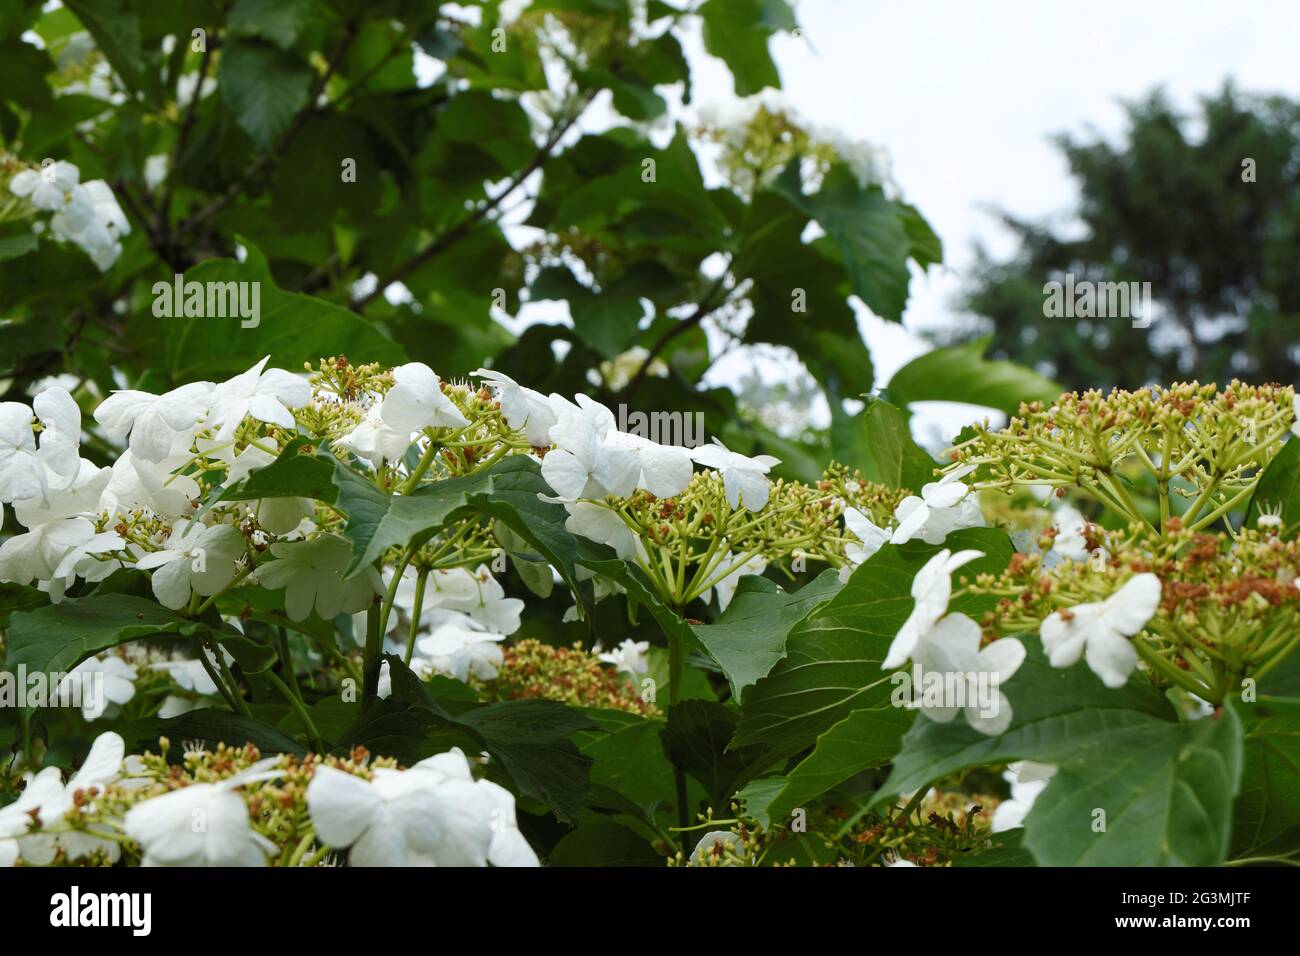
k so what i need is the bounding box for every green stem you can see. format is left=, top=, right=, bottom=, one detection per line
left=404, top=566, right=429, bottom=665
left=214, top=641, right=254, bottom=718
left=266, top=671, right=323, bottom=752
left=277, top=627, right=303, bottom=701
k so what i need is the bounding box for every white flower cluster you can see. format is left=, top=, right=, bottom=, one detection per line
left=0, top=357, right=332, bottom=617
left=372, top=564, right=525, bottom=691
left=0, top=732, right=127, bottom=867
left=837, top=464, right=985, bottom=580
left=1, top=733, right=537, bottom=867
left=307, top=748, right=536, bottom=866
left=8, top=160, right=129, bottom=271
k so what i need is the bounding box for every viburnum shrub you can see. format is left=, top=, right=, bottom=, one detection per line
left=1, top=364, right=1298, bottom=868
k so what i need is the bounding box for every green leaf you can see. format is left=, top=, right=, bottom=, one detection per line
left=691, top=569, right=843, bottom=702
left=5, top=593, right=187, bottom=677
left=0, top=233, right=37, bottom=261
left=219, top=38, right=314, bottom=149
left=164, top=241, right=405, bottom=380
left=872, top=641, right=1175, bottom=806
left=832, top=397, right=935, bottom=491
left=1230, top=696, right=1300, bottom=857
left=887, top=337, right=1063, bottom=416
left=776, top=164, right=913, bottom=321
left=660, top=700, right=762, bottom=812
left=454, top=699, right=596, bottom=825
left=219, top=437, right=338, bottom=502
left=952, top=828, right=1036, bottom=867
left=739, top=705, right=915, bottom=825
left=1024, top=704, right=1243, bottom=866
left=698, top=0, right=794, bottom=96
left=1246, top=437, right=1300, bottom=532
left=578, top=709, right=675, bottom=817
left=549, top=820, right=662, bottom=866
left=733, top=529, right=1014, bottom=757
left=228, top=0, right=312, bottom=49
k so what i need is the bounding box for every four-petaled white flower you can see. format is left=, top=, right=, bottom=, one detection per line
left=882, top=548, right=985, bottom=670
left=541, top=402, right=639, bottom=499
left=381, top=363, right=470, bottom=434
left=416, top=622, right=506, bottom=681
left=207, top=356, right=311, bottom=440
left=254, top=534, right=380, bottom=622
left=689, top=440, right=779, bottom=512
left=19, top=732, right=126, bottom=865
left=1048, top=505, right=1090, bottom=564
left=1039, top=573, right=1162, bottom=688
left=306, top=749, right=537, bottom=867
left=563, top=501, right=643, bottom=561
left=0, top=387, right=82, bottom=504
left=891, top=464, right=984, bottom=545
left=843, top=507, right=890, bottom=567
left=597, top=638, right=651, bottom=676
left=133, top=519, right=246, bottom=610
left=910, top=613, right=1026, bottom=735
left=123, top=759, right=283, bottom=866
left=0, top=766, right=65, bottom=867
left=337, top=400, right=412, bottom=466
left=56, top=654, right=138, bottom=720
left=991, top=761, right=1056, bottom=833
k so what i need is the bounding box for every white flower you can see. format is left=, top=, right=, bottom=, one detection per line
left=253, top=534, right=380, bottom=622
left=882, top=548, right=985, bottom=670
left=307, top=750, right=532, bottom=867
left=144, top=153, right=168, bottom=190
left=45, top=529, right=124, bottom=602
left=94, top=382, right=213, bottom=462
left=409, top=565, right=524, bottom=636
left=843, top=507, right=889, bottom=566
left=597, top=638, right=651, bottom=676
left=1039, top=573, right=1162, bottom=688
left=337, top=399, right=412, bottom=466
left=133, top=519, right=246, bottom=610
left=541, top=401, right=639, bottom=499
left=0, top=388, right=82, bottom=503
left=911, top=614, right=1025, bottom=736
left=563, top=501, right=643, bottom=561
left=10, top=161, right=80, bottom=210
left=1049, top=505, right=1090, bottom=563
left=991, top=761, right=1056, bottom=833
left=381, top=363, right=469, bottom=434
left=604, top=429, right=694, bottom=498
left=123, top=760, right=282, bottom=866
left=176, top=70, right=217, bottom=108
left=891, top=464, right=984, bottom=545
left=150, top=654, right=221, bottom=696
left=207, top=357, right=311, bottom=440
left=0, top=462, right=114, bottom=592
left=473, top=368, right=555, bottom=447
left=416, top=621, right=505, bottom=681
left=102, top=448, right=200, bottom=520
left=689, top=440, right=779, bottom=511
left=19, top=732, right=126, bottom=865
left=56, top=654, right=138, bottom=720
left=0, top=766, right=65, bottom=867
